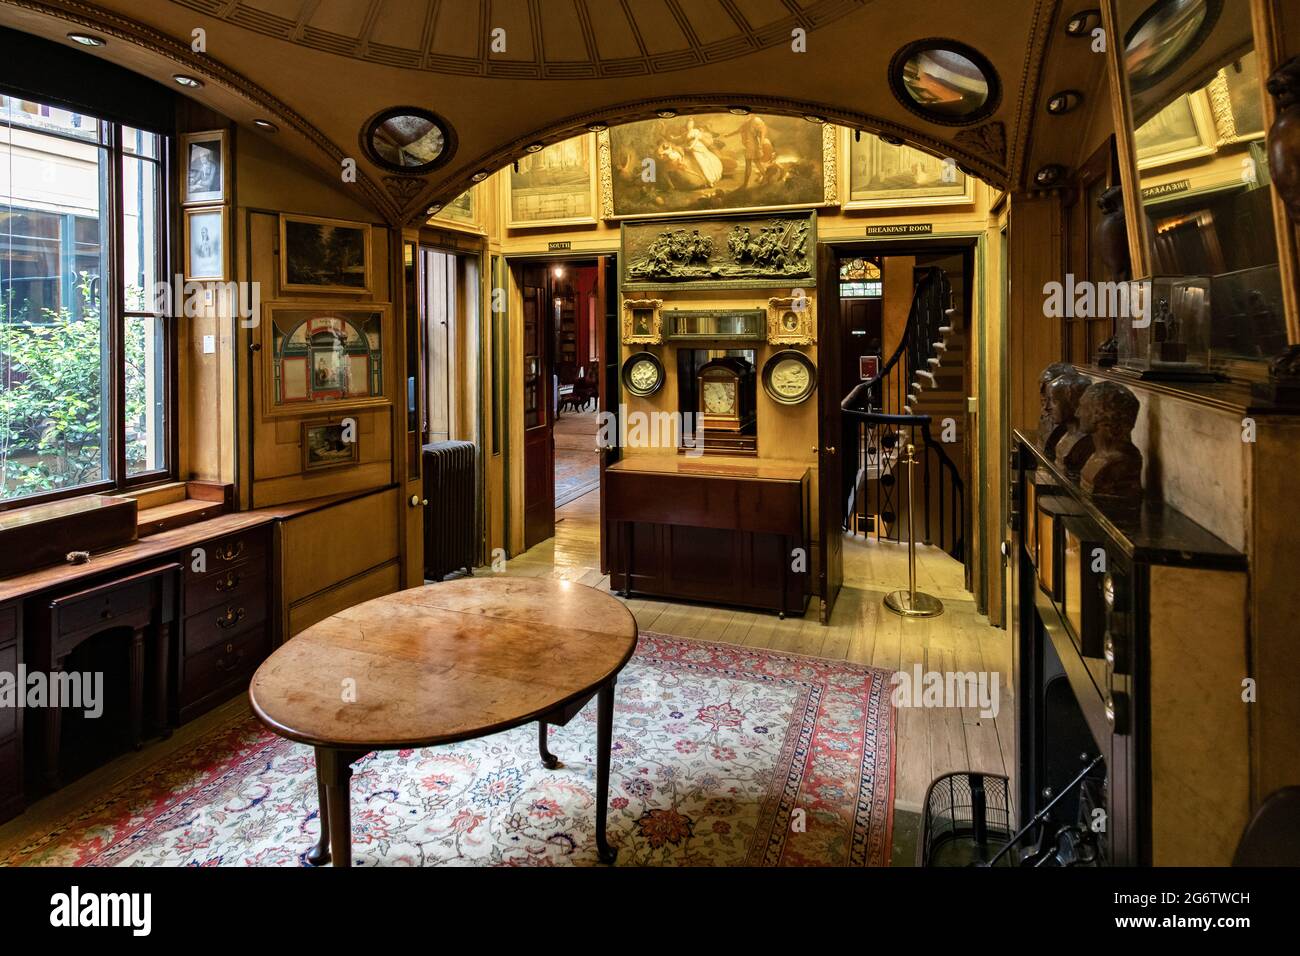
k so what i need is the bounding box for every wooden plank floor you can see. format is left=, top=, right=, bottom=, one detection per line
left=0, top=488, right=1014, bottom=856
left=513, top=490, right=1015, bottom=814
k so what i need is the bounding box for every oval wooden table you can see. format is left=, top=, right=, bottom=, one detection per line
left=249, top=577, right=638, bottom=866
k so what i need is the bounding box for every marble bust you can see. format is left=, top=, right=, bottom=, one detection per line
left=1078, top=381, right=1143, bottom=499
left=1037, top=362, right=1074, bottom=445
left=1051, top=373, right=1096, bottom=476
left=1043, top=372, right=1091, bottom=460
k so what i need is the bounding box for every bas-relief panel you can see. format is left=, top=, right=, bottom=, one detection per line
left=1128, top=390, right=1246, bottom=551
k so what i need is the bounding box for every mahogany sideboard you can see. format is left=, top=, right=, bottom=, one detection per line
left=605, top=457, right=811, bottom=617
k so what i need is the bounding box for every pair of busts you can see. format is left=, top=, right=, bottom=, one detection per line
left=1039, top=365, right=1142, bottom=499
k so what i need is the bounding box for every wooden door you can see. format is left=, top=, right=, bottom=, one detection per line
left=817, top=249, right=844, bottom=624
left=521, top=264, right=555, bottom=548
left=401, top=233, right=425, bottom=587
left=597, top=255, right=618, bottom=574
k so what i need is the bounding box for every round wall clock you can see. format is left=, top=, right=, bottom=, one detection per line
left=762, top=350, right=817, bottom=405
left=622, top=351, right=665, bottom=397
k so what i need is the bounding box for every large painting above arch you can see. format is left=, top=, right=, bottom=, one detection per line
left=598, top=114, right=836, bottom=219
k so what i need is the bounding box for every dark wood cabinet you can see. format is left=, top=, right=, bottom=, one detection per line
left=606, top=459, right=810, bottom=616
left=0, top=602, right=21, bottom=820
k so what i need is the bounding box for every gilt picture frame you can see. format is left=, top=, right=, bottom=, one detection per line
left=428, top=186, right=486, bottom=235
left=1135, top=89, right=1216, bottom=171
left=621, top=298, right=663, bottom=345
left=257, top=301, right=391, bottom=419
left=598, top=114, right=837, bottom=220
left=506, top=135, right=598, bottom=229
left=301, top=419, right=360, bottom=472
left=841, top=127, right=974, bottom=209
left=184, top=206, right=226, bottom=281
left=766, top=295, right=816, bottom=345
left=181, top=129, right=228, bottom=206
left=279, top=214, right=373, bottom=295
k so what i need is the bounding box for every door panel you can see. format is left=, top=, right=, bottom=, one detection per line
left=597, top=255, right=618, bottom=574
left=521, top=265, right=554, bottom=548
left=817, top=249, right=844, bottom=623
left=402, top=235, right=425, bottom=587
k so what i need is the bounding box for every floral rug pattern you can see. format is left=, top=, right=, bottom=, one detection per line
left=2, top=634, right=895, bottom=867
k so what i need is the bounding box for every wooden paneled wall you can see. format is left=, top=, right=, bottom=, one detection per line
left=1006, top=193, right=1066, bottom=432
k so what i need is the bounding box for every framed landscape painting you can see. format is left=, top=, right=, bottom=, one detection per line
left=1135, top=90, right=1216, bottom=170
left=843, top=129, right=973, bottom=208
left=259, top=301, right=389, bottom=418
left=279, top=214, right=372, bottom=294
left=599, top=113, right=836, bottom=219
left=301, top=419, right=360, bottom=472
left=506, top=135, right=597, bottom=229
left=428, top=186, right=485, bottom=234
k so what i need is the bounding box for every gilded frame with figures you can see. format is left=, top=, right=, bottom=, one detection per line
left=598, top=114, right=837, bottom=220
left=621, top=298, right=663, bottom=345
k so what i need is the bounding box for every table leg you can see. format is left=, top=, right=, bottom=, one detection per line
left=308, top=754, right=331, bottom=866
left=538, top=721, right=559, bottom=769
left=128, top=627, right=145, bottom=750
left=595, top=679, right=617, bottom=864
left=316, top=747, right=353, bottom=867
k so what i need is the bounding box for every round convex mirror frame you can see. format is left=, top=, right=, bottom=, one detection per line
left=360, top=107, right=457, bottom=174
left=621, top=351, right=665, bottom=398
left=1122, top=0, right=1224, bottom=93
left=888, top=39, right=1001, bottom=125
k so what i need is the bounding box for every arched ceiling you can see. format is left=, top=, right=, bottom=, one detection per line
left=0, top=0, right=1099, bottom=225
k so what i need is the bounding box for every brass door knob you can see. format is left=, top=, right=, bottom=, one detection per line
left=824, top=445, right=837, bottom=454
left=409, top=495, right=428, bottom=508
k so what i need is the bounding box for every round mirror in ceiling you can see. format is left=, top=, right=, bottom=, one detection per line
left=1123, top=0, right=1223, bottom=91
left=890, top=40, right=999, bottom=124
left=361, top=107, right=455, bottom=173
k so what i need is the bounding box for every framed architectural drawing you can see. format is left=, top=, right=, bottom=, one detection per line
left=621, top=211, right=817, bottom=291
left=767, top=295, right=815, bottom=345
left=621, top=298, right=663, bottom=344
left=259, top=301, right=390, bottom=418
left=428, top=186, right=485, bottom=234
left=279, top=214, right=373, bottom=294
left=1134, top=90, right=1216, bottom=170
left=599, top=113, right=836, bottom=219
left=842, top=128, right=973, bottom=208
left=184, top=206, right=226, bottom=280
left=181, top=129, right=228, bottom=205
left=507, top=135, right=598, bottom=229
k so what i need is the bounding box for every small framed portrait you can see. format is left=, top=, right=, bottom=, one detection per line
left=279, top=214, right=373, bottom=295
left=302, top=419, right=360, bottom=472
left=621, top=298, right=663, bottom=345
left=766, top=295, right=815, bottom=345
left=184, top=206, right=226, bottom=280
left=181, top=130, right=228, bottom=205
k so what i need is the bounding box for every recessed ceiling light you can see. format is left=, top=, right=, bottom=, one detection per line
left=67, top=33, right=105, bottom=47
left=802, top=114, right=825, bottom=124
left=656, top=109, right=677, bottom=118
left=1046, top=90, right=1082, bottom=115
left=471, top=170, right=489, bottom=182
left=525, top=142, right=544, bottom=153
left=878, top=134, right=904, bottom=146
left=1064, top=9, right=1101, bottom=37
left=173, top=74, right=203, bottom=89
left=587, top=122, right=608, bottom=132
left=728, top=106, right=750, bottom=115
left=426, top=205, right=442, bottom=216
left=1034, top=164, right=1066, bottom=187
left=253, top=119, right=278, bottom=131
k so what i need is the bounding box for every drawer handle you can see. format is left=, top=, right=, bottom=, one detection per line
left=216, top=571, right=241, bottom=592
left=215, top=651, right=244, bottom=673
left=216, top=607, right=246, bottom=630
left=216, top=541, right=245, bottom=562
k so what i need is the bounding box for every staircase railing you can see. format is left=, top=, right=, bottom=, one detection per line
left=842, top=265, right=964, bottom=561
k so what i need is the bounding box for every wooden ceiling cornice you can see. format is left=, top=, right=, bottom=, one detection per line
left=2, top=0, right=401, bottom=221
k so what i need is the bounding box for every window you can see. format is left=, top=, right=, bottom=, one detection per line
left=1, top=95, right=171, bottom=505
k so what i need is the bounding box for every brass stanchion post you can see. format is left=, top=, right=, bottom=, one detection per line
left=884, top=442, right=944, bottom=617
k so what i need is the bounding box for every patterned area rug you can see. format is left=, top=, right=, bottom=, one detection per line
left=2, top=635, right=895, bottom=867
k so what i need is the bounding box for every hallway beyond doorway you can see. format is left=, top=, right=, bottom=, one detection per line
left=554, top=409, right=600, bottom=507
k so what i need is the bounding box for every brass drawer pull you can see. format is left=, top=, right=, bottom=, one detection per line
left=215, top=651, right=244, bottom=673
left=216, top=541, right=245, bottom=562
left=216, top=571, right=241, bottom=592
left=216, top=607, right=246, bottom=630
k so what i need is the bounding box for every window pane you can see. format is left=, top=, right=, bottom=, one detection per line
left=125, top=313, right=165, bottom=476
left=122, top=156, right=159, bottom=311
left=121, top=126, right=159, bottom=159
left=1, top=99, right=111, bottom=500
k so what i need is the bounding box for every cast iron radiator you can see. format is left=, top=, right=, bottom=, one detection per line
left=421, top=440, right=476, bottom=581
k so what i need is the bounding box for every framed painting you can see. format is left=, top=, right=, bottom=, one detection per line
left=279, top=214, right=373, bottom=294
left=259, top=301, right=390, bottom=418
left=621, top=297, right=663, bottom=344
left=1135, top=90, right=1216, bottom=170
left=301, top=419, right=360, bottom=472
left=1207, top=51, right=1266, bottom=146
left=620, top=211, right=817, bottom=291
left=767, top=295, right=815, bottom=345
left=598, top=113, right=836, bottom=219
left=842, top=128, right=973, bottom=209
left=180, top=129, right=228, bottom=206
left=428, top=186, right=485, bottom=235
left=506, top=135, right=598, bottom=229
left=184, top=206, right=226, bottom=280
